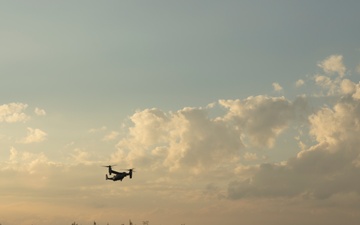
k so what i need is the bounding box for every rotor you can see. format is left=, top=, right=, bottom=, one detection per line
left=102, top=164, right=117, bottom=168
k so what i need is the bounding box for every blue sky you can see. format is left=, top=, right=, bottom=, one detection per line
left=3, top=1, right=359, bottom=111
left=1, top=1, right=360, bottom=225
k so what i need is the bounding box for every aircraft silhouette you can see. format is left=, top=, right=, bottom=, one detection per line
left=103, top=165, right=134, bottom=182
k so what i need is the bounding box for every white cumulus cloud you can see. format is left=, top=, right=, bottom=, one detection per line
left=21, top=127, right=47, bottom=144
left=112, top=107, right=243, bottom=173
left=0, top=103, right=29, bottom=123
left=110, top=94, right=309, bottom=177
left=272, top=82, right=283, bottom=92
left=318, top=54, right=346, bottom=77
left=220, top=95, right=305, bottom=148
left=228, top=77, right=360, bottom=200
left=34, top=107, right=46, bottom=116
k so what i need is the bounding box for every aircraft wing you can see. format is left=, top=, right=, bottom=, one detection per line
left=110, top=170, right=122, bottom=175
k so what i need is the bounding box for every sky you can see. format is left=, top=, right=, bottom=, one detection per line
left=1, top=1, right=360, bottom=225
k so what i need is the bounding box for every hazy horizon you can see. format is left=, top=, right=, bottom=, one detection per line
left=1, top=1, right=360, bottom=225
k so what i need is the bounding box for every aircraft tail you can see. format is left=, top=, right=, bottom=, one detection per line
left=106, top=174, right=109, bottom=180
left=129, top=169, right=133, bottom=179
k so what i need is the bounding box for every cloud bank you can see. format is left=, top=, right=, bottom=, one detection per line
left=111, top=94, right=306, bottom=176
left=228, top=55, right=360, bottom=200
left=107, top=54, right=360, bottom=203
left=2, top=54, right=360, bottom=225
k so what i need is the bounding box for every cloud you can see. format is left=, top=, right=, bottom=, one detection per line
left=228, top=87, right=360, bottom=200
left=0, top=103, right=29, bottom=123
left=88, top=126, right=107, bottom=133
left=0, top=147, right=104, bottom=206
left=317, top=54, right=346, bottom=77
left=2, top=53, right=360, bottom=225
left=102, top=131, right=120, bottom=141
left=312, top=55, right=350, bottom=95
left=340, top=79, right=356, bottom=95
left=243, top=152, right=259, bottom=161
left=220, top=95, right=306, bottom=148
left=314, top=74, right=343, bottom=96
left=69, top=148, right=94, bottom=165
left=314, top=72, right=354, bottom=97
left=226, top=56, right=360, bottom=201
left=295, top=79, right=305, bottom=87
left=5, top=53, right=351, bottom=217
left=34, top=107, right=46, bottom=116
left=112, top=107, right=243, bottom=173
left=314, top=75, right=360, bottom=100
left=3, top=147, right=54, bottom=174
left=21, top=127, right=47, bottom=143
left=272, top=82, right=283, bottom=92
left=109, top=94, right=309, bottom=180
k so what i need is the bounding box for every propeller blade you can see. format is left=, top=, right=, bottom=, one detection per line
left=102, top=164, right=117, bottom=168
